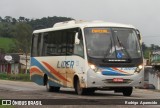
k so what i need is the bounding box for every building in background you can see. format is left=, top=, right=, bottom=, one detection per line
left=0, top=53, right=30, bottom=74
left=19, top=54, right=30, bottom=73
left=0, top=53, right=20, bottom=74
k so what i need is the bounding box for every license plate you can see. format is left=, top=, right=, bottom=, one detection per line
left=113, top=78, right=124, bottom=82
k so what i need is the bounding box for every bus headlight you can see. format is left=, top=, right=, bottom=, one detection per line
left=90, top=64, right=98, bottom=71
left=135, top=65, right=143, bottom=73
left=89, top=64, right=101, bottom=73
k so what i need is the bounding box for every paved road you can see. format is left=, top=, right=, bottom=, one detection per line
left=0, top=80, right=159, bottom=108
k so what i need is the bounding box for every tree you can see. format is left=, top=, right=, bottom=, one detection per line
left=142, top=42, right=147, bottom=53
left=18, top=16, right=25, bottom=22
left=12, top=22, right=32, bottom=74
left=29, top=16, right=73, bottom=30
left=0, top=17, right=3, bottom=22
left=150, top=44, right=155, bottom=51
left=11, top=18, right=17, bottom=24
left=0, top=22, right=14, bottom=38
left=4, top=16, right=12, bottom=23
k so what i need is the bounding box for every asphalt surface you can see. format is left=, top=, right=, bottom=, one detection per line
left=0, top=80, right=160, bottom=108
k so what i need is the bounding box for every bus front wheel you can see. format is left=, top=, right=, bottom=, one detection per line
left=122, top=87, right=133, bottom=96
left=75, top=79, right=85, bottom=95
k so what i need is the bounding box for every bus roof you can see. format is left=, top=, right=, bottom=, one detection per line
left=33, top=20, right=136, bottom=34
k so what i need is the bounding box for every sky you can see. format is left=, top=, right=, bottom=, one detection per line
left=0, top=0, right=160, bottom=46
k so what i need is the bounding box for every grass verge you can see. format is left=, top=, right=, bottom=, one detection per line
left=0, top=73, right=30, bottom=82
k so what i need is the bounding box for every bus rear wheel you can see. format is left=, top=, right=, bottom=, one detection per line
left=46, top=80, right=60, bottom=92
left=122, top=87, right=133, bottom=96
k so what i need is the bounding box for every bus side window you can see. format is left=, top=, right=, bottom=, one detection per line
left=66, top=31, right=74, bottom=55
left=37, top=28, right=84, bottom=57
left=43, top=33, right=48, bottom=56
left=37, top=33, right=44, bottom=56
left=43, top=32, right=57, bottom=56
left=43, top=31, right=66, bottom=56
left=31, top=34, right=39, bottom=57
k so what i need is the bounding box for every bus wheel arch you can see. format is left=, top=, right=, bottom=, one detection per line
left=73, top=75, right=79, bottom=89
left=73, top=75, right=86, bottom=95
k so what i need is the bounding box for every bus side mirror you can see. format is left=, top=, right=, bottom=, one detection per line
left=75, top=32, right=80, bottom=44
left=136, top=29, right=141, bottom=40
left=137, top=34, right=141, bottom=40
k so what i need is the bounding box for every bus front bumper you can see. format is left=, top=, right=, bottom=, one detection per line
left=86, top=69, right=144, bottom=88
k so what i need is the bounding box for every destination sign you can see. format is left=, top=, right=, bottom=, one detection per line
left=92, top=29, right=109, bottom=33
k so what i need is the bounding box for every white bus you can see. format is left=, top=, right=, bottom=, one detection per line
left=30, top=20, right=144, bottom=96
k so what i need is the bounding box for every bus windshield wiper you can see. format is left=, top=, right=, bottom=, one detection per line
left=103, top=37, right=113, bottom=61
left=116, top=35, right=131, bottom=61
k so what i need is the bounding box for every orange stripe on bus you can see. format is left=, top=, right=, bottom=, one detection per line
left=42, top=61, right=70, bottom=82
left=30, top=67, right=43, bottom=75
left=112, top=67, right=128, bottom=74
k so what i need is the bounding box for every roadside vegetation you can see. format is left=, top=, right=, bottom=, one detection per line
left=0, top=105, right=14, bottom=108
left=0, top=73, right=30, bottom=82
left=0, top=16, right=73, bottom=54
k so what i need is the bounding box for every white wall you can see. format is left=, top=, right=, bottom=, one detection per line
left=19, top=55, right=30, bottom=69
left=11, top=63, right=19, bottom=74
left=149, top=72, right=160, bottom=90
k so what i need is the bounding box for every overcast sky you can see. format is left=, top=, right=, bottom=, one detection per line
left=0, top=0, right=160, bottom=46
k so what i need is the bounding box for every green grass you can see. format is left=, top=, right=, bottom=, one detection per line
left=0, top=37, right=15, bottom=52
left=0, top=105, right=14, bottom=108
left=0, top=73, right=30, bottom=82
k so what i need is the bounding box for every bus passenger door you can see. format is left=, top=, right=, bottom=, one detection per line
left=65, top=29, right=86, bottom=88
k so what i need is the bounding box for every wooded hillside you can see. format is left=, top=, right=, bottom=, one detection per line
left=0, top=16, right=73, bottom=53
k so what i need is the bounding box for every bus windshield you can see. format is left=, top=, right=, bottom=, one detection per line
left=84, top=27, right=142, bottom=59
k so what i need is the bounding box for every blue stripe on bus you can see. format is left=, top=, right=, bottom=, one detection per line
left=31, top=74, right=44, bottom=85
left=102, top=71, right=127, bottom=76
left=31, top=57, right=58, bottom=81
left=101, top=67, right=129, bottom=76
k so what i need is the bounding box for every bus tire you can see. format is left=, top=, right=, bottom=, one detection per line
left=122, top=87, right=133, bottom=96
left=46, top=80, right=60, bottom=92
left=75, top=79, right=85, bottom=95
left=85, top=88, right=95, bottom=95
left=52, top=87, right=60, bottom=92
